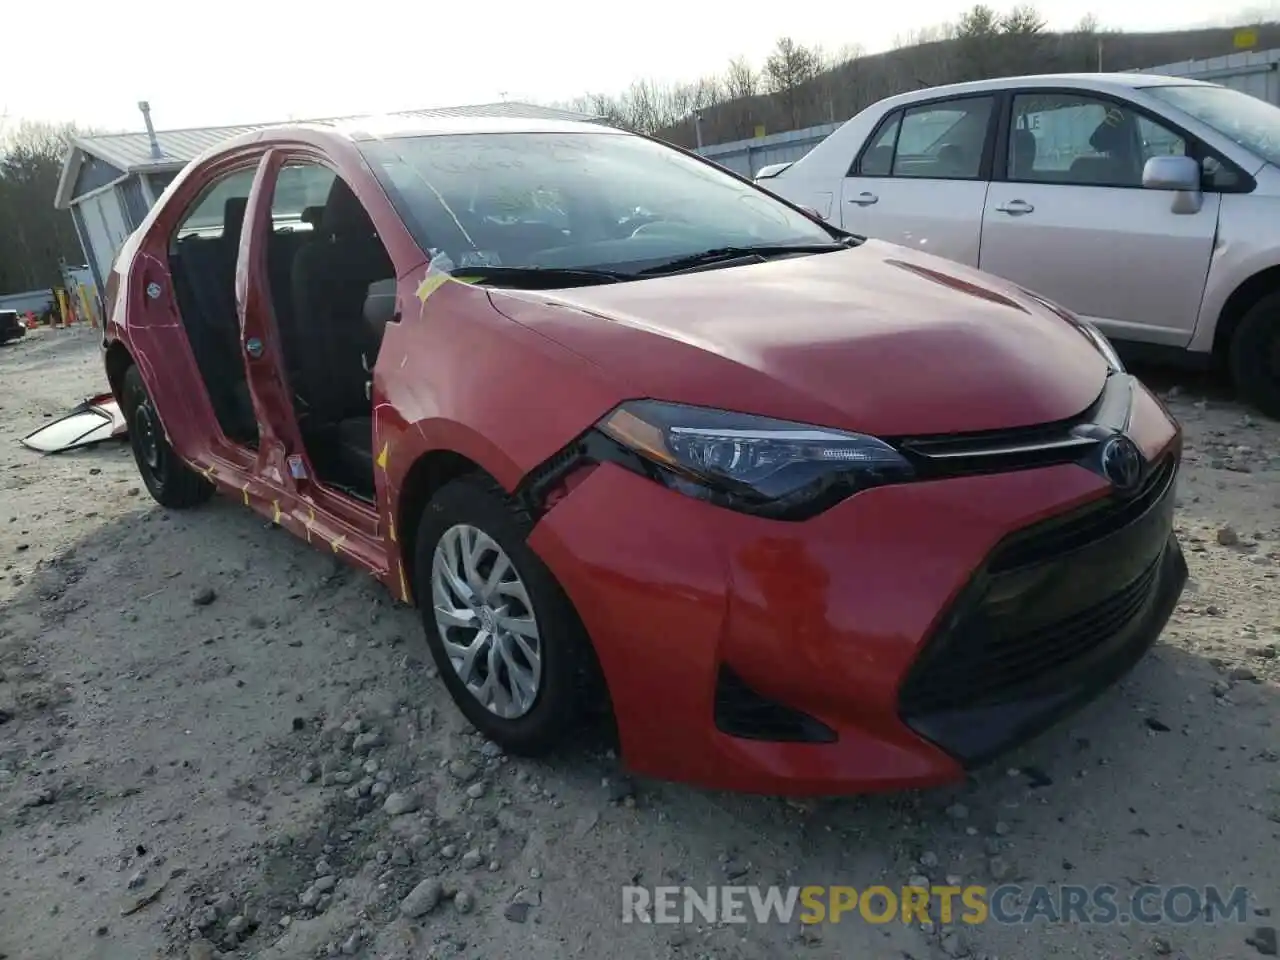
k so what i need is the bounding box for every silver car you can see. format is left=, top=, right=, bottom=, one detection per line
left=766, top=73, right=1280, bottom=417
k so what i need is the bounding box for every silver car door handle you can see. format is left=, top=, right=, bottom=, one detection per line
left=847, top=192, right=879, bottom=206
left=995, top=199, right=1034, bottom=215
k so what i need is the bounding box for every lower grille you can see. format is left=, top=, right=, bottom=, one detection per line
left=900, top=557, right=1160, bottom=714
left=899, top=455, right=1179, bottom=745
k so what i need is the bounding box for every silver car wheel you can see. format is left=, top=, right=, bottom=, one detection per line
left=431, top=523, right=543, bottom=720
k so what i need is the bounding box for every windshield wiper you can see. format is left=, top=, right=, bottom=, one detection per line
left=450, top=265, right=631, bottom=288
left=637, top=242, right=851, bottom=277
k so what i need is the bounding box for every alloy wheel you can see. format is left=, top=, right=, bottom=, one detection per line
left=430, top=523, right=543, bottom=719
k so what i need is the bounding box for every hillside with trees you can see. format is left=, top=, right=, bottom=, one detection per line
left=565, top=5, right=1280, bottom=149
left=3, top=5, right=1279, bottom=296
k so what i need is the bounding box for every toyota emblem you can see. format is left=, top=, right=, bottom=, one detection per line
left=1100, top=434, right=1144, bottom=494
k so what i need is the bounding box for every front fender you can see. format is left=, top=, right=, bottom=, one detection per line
left=1190, top=192, right=1280, bottom=354
left=373, top=277, right=631, bottom=511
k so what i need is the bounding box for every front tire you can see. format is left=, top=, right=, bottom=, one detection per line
left=121, top=365, right=214, bottom=508
left=1228, top=290, right=1280, bottom=420
left=413, top=476, right=594, bottom=756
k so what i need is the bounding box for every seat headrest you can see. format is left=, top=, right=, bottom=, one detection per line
left=223, top=196, right=248, bottom=242
left=301, top=205, right=325, bottom=228
left=937, top=144, right=964, bottom=165
left=1011, top=129, right=1037, bottom=172
left=1089, top=118, right=1128, bottom=154
left=322, top=178, right=375, bottom=239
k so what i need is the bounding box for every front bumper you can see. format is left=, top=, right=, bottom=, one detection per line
left=527, top=380, right=1184, bottom=795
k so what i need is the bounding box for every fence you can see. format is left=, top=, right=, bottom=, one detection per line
left=1134, top=47, right=1280, bottom=105
left=699, top=47, right=1280, bottom=177
left=700, top=124, right=841, bottom=178
left=0, top=289, right=55, bottom=316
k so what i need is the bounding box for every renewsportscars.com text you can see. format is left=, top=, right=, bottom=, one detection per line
left=621, top=884, right=1251, bottom=926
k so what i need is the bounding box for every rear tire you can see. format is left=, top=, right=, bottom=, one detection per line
left=121, top=365, right=215, bottom=508
left=1228, top=290, right=1280, bottom=420
left=413, top=475, right=595, bottom=756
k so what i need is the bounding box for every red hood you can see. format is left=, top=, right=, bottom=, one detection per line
left=488, top=240, right=1109, bottom=436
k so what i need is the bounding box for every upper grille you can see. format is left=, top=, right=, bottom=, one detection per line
left=896, top=373, right=1133, bottom=480
left=990, top=454, right=1176, bottom=574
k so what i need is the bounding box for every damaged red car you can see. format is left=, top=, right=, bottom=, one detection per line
left=102, top=109, right=1186, bottom=795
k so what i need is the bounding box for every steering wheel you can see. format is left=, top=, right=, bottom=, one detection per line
left=629, top=220, right=678, bottom=238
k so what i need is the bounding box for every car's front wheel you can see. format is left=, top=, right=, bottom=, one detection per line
left=121, top=365, right=215, bottom=508
left=413, top=476, right=595, bottom=756
left=1228, top=290, right=1280, bottom=420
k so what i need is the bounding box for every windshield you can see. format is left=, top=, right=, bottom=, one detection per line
left=1143, top=84, right=1280, bottom=167
left=359, top=132, right=837, bottom=275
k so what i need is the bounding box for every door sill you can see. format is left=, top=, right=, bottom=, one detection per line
left=304, top=480, right=380, bottom=536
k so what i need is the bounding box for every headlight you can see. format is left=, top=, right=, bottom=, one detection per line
left=595, top=400, right=913, bottom=519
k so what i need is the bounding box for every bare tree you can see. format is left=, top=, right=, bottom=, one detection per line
left=1075, top=12, right=1101, bottom=33
left=764, top=37, right=824, bottom=128
left=998, top=4, right=1048, bottom=73
left=954, top=3, right=1005, bottom=80
left=0, top=120, right=86, bottom=294
left=723, top=57, right=760, bottom=101
left=1001, top=3, right=1046, bottom=33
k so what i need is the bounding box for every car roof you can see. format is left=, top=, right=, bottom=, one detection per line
left=878, top=72, right=1214, bottom=107
left=345, top=114, right=619, bottom=140
left=242, top=113, right=621, bottom=149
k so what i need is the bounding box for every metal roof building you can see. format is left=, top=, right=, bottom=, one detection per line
left=53, top=101, right=599, bottom=302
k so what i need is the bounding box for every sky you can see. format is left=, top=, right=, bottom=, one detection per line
left=3, top=0, right=1278, bottom=135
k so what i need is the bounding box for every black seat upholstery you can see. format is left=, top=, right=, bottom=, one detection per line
left=301, top=205, right=325, bottom=231
left=221, top=197, right=248, bottom=273
left=336, top=417, right=374, bottom=484
left=172, top=235, right=256, bottom=441
left=288, top=178, right=393, bottom=424
left=223, top=197, right=248, bottom=245
left=287, top=177, right=393, bottom=496
left=1068, top=119, right=1140, bottom=185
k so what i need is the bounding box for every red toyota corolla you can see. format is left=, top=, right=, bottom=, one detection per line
left=102, top=110, right=1186, bottom=795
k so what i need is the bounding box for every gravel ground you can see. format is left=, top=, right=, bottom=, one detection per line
left=0, top=327, right=1277, bottom=960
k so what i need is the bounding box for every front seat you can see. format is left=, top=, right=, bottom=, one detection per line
left=1010, top=129, right=1038, bottom=180
left=288, top=178, right=393, bottom=426
left=935, top=144, right=967, bottom=177
left=1069, top=119, right=1139, bottom=185
left=220, top=197, right=248, bottom=272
